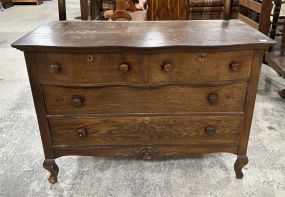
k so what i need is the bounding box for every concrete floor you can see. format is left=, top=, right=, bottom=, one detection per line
left=0, top=1, right=285, bottom=197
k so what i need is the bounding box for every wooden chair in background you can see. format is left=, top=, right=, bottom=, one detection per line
left=270, top=0, right=285, bottom=40
left=238, top=0, right=273, bottom=35
left=266, top=18, right=285, bottom=99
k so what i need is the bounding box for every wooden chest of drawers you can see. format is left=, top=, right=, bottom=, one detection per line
left=12, top=20, right=275, bottom=184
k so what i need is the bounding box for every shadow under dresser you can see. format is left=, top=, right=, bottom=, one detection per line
left=12, top=20, right=275, bottom=183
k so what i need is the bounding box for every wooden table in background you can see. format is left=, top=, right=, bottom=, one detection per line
left=12, top=0, right=42, bottom=5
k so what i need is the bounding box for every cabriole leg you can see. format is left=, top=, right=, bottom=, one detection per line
left=234, top=155, right=248, bottom=179
left=43, top=159, right=59, bottom=184
left=278, top=89, right=285, bottom=99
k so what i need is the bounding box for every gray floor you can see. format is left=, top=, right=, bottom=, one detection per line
left=0, top=1, right=285, bottom=197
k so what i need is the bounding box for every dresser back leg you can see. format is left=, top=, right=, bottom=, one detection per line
left=234, top=155, right=248, bottom=179
left=43, top=159, right=59, bottom=184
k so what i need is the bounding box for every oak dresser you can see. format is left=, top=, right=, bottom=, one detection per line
left=12, top=20, right=275, bottom=184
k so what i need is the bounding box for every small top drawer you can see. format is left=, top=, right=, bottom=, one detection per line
left=36, top=52, right=144, bottom=85
left=149, top=50, right=253, bottom=83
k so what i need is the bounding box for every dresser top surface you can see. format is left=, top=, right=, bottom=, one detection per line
left=12, top=20, right=275, bottom=51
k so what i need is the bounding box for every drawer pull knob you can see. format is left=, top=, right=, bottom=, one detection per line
left=144, top=118, right=150, bottom=124
left=162, top=63, right=172, bottom=72
left=76, top=128, right=88, bottom=138
left=207, top=93, right=219, bottom=106
left=230, top=62, right=242, bottom=72
left=71, top=96, right=85, bottom=107
left=205, top=126, right=216, bottom=136
left=87, top=55, right=94, bottom=62
left=119, top=63, right=129, bottom=73
left=50, top=64, right=60, bottom=74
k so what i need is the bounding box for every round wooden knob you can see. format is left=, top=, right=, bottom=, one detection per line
left=71, top=96, right=85, bottom=107
left=162, top=63, right=173, bottom=72
left=87, top=55, right=94, bottom=62
left=207, top=93, right=219, bottom=106
left=76, top=128, right=88, bottom=138
left=205, top=126, right=216, bottom=136
left=230, top=62, right=242, bottom=72
left=119, top=63, right=129, bottom=73
left=144, top=118, right=150, bottom=124
left=50, top=64, right=60, bottom=74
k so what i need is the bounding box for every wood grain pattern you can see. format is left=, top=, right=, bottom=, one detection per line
left=238, top=0, right=273, bottom=35
left=36, top=52, right=145, bottom=84
left=53, top=145, right=239, bottom=158
left=12, top=21, right=275, bottom=182
left=43, top=83, right=247, bottom=114
left=147, top=0, right=187, bottom=20
left=48, top=115, right=243, bottom=146
left=23, top=52, right=54, bottom=159
left=148, top=51, right=253, bottom=83
left=36, top=51, right=253, bottom=85
left=238, top=50, right=264, bottom=155
left=11, top=20, right=275, bottom=52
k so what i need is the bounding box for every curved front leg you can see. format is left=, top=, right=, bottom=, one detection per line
left=234, top=155, right=248, bottom=179
left=43, top=159, right=59, bottom=184
left=278, top=89, right=285, bottom=99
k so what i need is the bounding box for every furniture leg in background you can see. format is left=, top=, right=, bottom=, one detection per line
left=12, top=0, right=42, bottom=5
left=58, top=0, right=66, bottom=20
left=80, top=0, right=102, bottom=20
left=0, top=2, right=4, bottom=11
left=270, top=0, right=282, bottom=40
left=1, top=0, right=13, bottom=9
left=266, top=16, right=285, bottom=99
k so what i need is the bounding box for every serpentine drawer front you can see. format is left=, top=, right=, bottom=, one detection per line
left=12, top=20, right=275, bottom=184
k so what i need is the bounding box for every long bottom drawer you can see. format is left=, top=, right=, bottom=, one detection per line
left=48, top=115, right=243, bottom=146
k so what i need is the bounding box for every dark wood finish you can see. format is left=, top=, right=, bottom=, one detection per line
left=43, top=83, right=247, bottom=114
left=49, top=115, right=243, bottom=146
left=58, top=0, right=66, bottom=21
left=23, top=53, right=54, bottom=159
left=1, top=0, right=13, bottom=8
left=148, top=51, right=253, bottom=83
left=43, top=159, right=59, bottom=184
left=53, top=145, right=239, bottom=159
left=238, top=0, right=273, bottom=35
left=36, top=52, right=144, bottom=85
left=147, top=0, right=187, bottom=20
left=11, top=21, right=274, bottom=51
left=224, top=0, right=233, bottom=19
left=278, top=89, right=285, bottom=98
left=80, top=0, right=89, bottom=20
left=234, top=155, right=249, bottom=179
left=35, top=51, right=253, bottom=85
left=12, top=21, right=275, bottom=183
left=12, top=0, right=42, bottom=5
left=147, top=0, right=233, bottom=20
left=270, top=0, right=283, bottom=40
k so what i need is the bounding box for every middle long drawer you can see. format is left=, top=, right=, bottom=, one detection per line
left=43, top=83, right=247, bottom=114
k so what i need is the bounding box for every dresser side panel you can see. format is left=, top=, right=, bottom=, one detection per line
left=24, top=52, right=54, bottom=159
left=238, top=49, right=264, bottom=155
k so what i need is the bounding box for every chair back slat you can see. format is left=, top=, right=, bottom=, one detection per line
left=238, top=0, right=273, bottom=35
left=238, top=13, right=259, bottom=29
left=239, top=0, right=262, bottom=13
